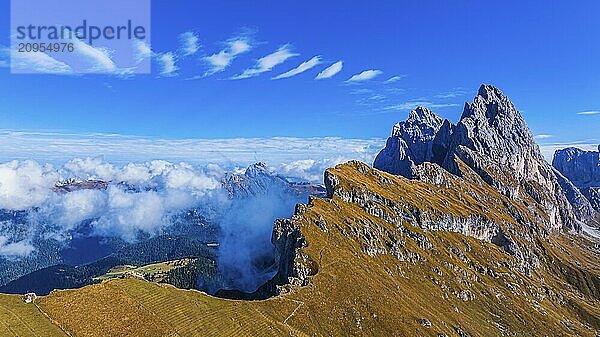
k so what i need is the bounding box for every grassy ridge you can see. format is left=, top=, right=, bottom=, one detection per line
left=0, top=295, right=67, bottom=337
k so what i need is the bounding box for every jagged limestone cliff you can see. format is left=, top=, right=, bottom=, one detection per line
left=375, top=85, right=585, bottom=232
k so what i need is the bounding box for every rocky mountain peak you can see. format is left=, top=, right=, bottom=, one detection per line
left=374, top=106, right=446, bottom=178
left=407, top=106, right=443, bottom=127
left=466, top=84, right=518, bottom=118
left=455, top=85, right=535, bottom=160
left=245, top=162, right=270, bottom=177
left=375, top=84, right=581, bottom=231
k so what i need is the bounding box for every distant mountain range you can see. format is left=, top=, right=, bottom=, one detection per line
left=553, top=145, right=600, bottom=214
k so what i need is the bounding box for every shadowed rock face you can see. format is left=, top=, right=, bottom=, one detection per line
left=553, top=146, right=600, bottom=185
left=373, top=107, right=444, bottom=178
left=374, top=84, right=581, bottom=231
left=553, top=146, right=600, bottom=212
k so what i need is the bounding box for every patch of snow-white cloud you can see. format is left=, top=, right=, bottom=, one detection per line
left=315, top=60, right=343, bottom=80
left=232, top=45, right=298, bottom=79
left=158, top=52, right=178, bottom=77
left=0, top=237, right=35, bottom=257
left=346, top=69, right=382, bottom=82
left=204, top=36, right=252, bottom=75
left=0, top=131, right=385, bottom=251
left=577, top=111, right=600, bottom=115
left=434, top=88, right=467, bottom=99
left=273, top=56, right=321, bottom=79
left=383, top=75, right=405, bottom=84
left=134, top=40, right=153, bottom=64
left=0, top=160, right=58, bottom=210
left=179, top=32, right=200, bottom=56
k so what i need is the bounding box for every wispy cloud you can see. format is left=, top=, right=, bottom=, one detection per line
left=577, top=110, right=600, bottom=115
left=346, top=69, right=382, bottom=82
left=232, top=45, right=298, bottom=79
left=356, top=94, right=387, bottom=107
left=179, top=32, right=200, bottom=56
left=384, top=75, right=405, bottom=84
left=5, top=47, right=72, bottom=74
left=273, top=56, right=321, bottom=79
left=204, top=37, right=252, bottom=75
left=134, top=40, right=152, bottom=64
left=435, top=88, right=468, bottom=99
left=70, top=39, right=123, bottom=74
left=5, top=31, right=142, bottom=76
left=384, top=101, right=459, bottom=111
left=315, top=61, right=343, bottom=80
left=158, top=52, right=178, bottom=77
left=534, top=134, right=553, bottom=139
left=2, top=42, right=122, bottom=75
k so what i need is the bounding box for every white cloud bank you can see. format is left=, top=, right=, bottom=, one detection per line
left=0, top=131, right=385, bottom=183
left=232, top=45, right=298, bottom=79
left=0, top=158, right=223, bottom=246
left=315, top=61, right=343, bottom=80
left=0, top=160, right=58, bottom=210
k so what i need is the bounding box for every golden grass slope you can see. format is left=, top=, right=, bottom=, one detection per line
left=1, top=160, right=599, bottom=336
left=0, top=294, right=67, bottom=337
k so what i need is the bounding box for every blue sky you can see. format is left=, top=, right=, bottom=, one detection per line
left=0, top=0, right=598, bottom=148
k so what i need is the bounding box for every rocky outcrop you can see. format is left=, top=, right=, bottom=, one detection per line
left=374, top=84, right=580, bottom=231
left=222, top=162, right=325, bottom=199
left=271, top=215, right=316, bottom=288
left=52, top=179, right=108, bottom=193
left=553, top=146, right=600, bottom=212
left=373, top=107, right=444, bottom=178
left=222, top=162, right=291, bottom=198
left=324, top=160, right=545, bottom=274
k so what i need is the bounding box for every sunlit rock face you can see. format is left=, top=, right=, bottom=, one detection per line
left=374, top=84, right=581, bottom=231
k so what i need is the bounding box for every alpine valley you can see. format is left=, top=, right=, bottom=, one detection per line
left=1, top=85, right=599, bottom=337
